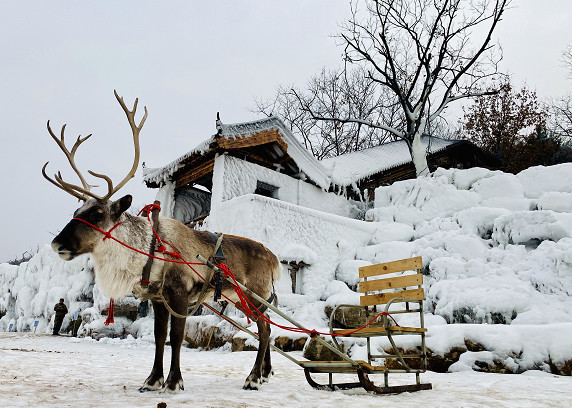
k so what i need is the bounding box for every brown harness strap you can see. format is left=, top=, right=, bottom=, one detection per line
left=140, top=200, right=161, bottom=289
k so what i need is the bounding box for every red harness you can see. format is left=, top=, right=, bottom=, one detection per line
left=74, top=205, right=398, bottom=334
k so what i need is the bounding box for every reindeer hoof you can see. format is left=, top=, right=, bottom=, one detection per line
left=139, top=377, right=164, bottom=392
left=160, top=379, right=184, bottom=394
left=261, top=368, right=274, bottom=383
left=243, top=376, right=262, bottom=390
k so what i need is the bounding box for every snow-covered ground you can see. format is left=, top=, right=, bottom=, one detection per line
left=0, top=332, right=570, bottom=408
left=2, top=163, right=572, bottom=405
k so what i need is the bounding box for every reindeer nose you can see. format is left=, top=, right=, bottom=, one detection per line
left=51, top=240, right=73, bottom=260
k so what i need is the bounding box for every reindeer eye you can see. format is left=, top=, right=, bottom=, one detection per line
left=90, top=210, right=104, bottom=223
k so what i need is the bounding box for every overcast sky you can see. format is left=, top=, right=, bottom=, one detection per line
left=1, top=0, right=570, bottom=262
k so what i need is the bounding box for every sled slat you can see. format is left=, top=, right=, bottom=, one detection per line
left=359, top=273, right=423, bottom=293
left=359, top=256, right=422, bottom=278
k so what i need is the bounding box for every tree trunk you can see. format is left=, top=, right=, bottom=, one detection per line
left=408, top=131, right=430, bottom=177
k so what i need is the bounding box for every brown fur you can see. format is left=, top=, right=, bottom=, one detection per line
left=52, top=195, right=281, bottom=392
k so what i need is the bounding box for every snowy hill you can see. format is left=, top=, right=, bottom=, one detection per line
left=1, top=164, right=571, bottom=375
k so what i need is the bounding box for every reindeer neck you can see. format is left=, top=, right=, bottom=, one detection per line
left=91, top=212, right=154, bottom=299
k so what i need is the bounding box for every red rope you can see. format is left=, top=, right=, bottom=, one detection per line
left=72, top=217, right=203, bottom=267
left=104, top=298, right=114, bottom=326
left=217, top=263, right=252, bottom=325
left=76, top=207, right=399, bottom=337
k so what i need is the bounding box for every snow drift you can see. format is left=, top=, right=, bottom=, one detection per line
left=2, top=163, right=572, bottom=375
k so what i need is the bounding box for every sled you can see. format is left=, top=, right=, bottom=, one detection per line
left=196, top=255, right=432, bottom=394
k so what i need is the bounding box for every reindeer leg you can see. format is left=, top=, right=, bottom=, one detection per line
left=161, top=295, right=187, bottom=393
left=139, top=300, right=168, bottom=392
left=261, top=328, right=274, bottom=383
left=243, top=315, right=271, bottom=390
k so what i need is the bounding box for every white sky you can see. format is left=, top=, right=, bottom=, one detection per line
left=1, top=0, right=570, bottom=262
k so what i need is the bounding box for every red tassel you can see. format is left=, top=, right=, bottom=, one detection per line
left=104, top=298, right=115, bottom=325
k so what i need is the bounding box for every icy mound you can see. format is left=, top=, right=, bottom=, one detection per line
left=0, top=245, right=94, bottom=333
left=369, top=175, right=481, bottom=225
left=366, top=165, right=572, bottom=327
left=0, top=245, right=141, bottom=337
left=2, top=164, right=572, bottom=374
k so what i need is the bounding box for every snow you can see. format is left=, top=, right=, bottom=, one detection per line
left=1, top=332, right=571, bottom=407
left=517, top=163, right=572, bottom=198
left=492, top=211, right=572, bottom=246
left=335, top=259, right=372, bottom=289
left=322, top=136, right=458, bottom=186
left=0, top=247, right=94, bottom=334
left=538, top=192, right=572, bottom=213
left=2, top=163, right=572, bottom=404
left=207, top=193, right=378, bottom=299
left=369, top=174, right=482, bottom=225
left=280, top=243, right=319, bottom=265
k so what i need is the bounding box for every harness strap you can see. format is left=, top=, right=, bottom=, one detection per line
left=184, top=232, right=226, bottom=315
left=208, top=232, right=227, bottom=301
left=208, top=232, right=226, bottom=263
left=187, top=271, right=214, bottom=317
left=140, top=239, right=155, bottom=288
left=257, top=292, right=276, bottom=315
left=140, top=201, right=161, bottom=288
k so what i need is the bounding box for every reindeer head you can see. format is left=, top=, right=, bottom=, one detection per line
left=44, top=91, right=147, bottom=260
left=52, top=196, right=133, bottom=260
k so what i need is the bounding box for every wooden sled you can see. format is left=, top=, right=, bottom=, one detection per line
left=196, top=255, right=432, bottom=395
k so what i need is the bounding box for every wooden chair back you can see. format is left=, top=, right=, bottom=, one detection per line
left=358, top=256, right=425, bottom=307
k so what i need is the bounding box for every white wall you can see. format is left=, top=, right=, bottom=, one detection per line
left=206, top=194, right=378, bottom=299
left=211, top=154, right=362, bottom=218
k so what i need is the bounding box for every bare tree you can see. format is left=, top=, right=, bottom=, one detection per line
left=254, top=67, right=398, bottom=159
left=549, top=43, right=572, bottom=139
left=551, top=95, right=572, bottom=139
left=296, top=0, right=509, bottom=176
left=6, top=246, right=39, bottom=266
left=564, top=43, right=572, bottom=78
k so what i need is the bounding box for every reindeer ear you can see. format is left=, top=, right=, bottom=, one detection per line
left=111, top=194, right=132, bottom=216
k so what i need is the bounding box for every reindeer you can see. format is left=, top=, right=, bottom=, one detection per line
left=43, top=91, right=281, bottom=392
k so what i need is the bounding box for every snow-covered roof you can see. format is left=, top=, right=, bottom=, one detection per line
left=321, top=136, right=459, bottom=186
left=218, top=117, right=332, bottom=189
left=142, top=138, right=213, bottom=186
left=143, top=116, right=462, bottom=190
left=143, top=116, right=332, bottom=190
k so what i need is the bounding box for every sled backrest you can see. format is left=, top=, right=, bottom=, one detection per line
left=358, top=256, right=425, bottom=307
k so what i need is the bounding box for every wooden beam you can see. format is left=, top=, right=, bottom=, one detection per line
left=359, top=273, right=423, bottom=293
left=360, top=288, right=425, bottom=307
left=332, top=326, right=427, bottom=335
left=175, top=158, right=215, bottom=188
left=230, top=149, right=278, bottom=168
left=217, top=129, right=288, bottom=153
left=359, top=257, right=422, bottom=278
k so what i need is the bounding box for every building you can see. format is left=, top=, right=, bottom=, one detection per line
left=143, top=115, right=499, bottom=224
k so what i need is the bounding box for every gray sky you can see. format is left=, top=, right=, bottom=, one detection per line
left=1, top=0, right=570, bottom=262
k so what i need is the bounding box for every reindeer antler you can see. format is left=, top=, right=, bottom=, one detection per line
left=103, top=90, right=148, bottom=199
left=42, top=90, right=148, bottom=201
left=42, top=122, right=101, bottom=201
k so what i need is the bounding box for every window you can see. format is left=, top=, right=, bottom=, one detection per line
left=255, top=181, right=279, bottom=198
